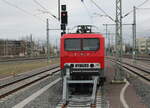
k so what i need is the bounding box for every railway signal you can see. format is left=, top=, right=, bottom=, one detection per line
left=61, top=5, right=66, bottom=11
left=61, top=24, right=66, bottom=30
left=61, top=4, right=68, bottom=36
left=61, top=11, right=68, bottom=24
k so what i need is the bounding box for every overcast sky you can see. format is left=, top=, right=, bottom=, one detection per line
left=0, top=0, right=150, bottom=44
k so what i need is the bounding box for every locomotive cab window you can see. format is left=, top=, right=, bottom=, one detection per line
left=65, top=39, right=81, bottom=51
left=65, top=38, right=99, bottom=51
left=83, top=38, right=99, bottom=51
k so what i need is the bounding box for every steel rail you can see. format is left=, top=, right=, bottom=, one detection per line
left=0, top=66, right=59, bottom=89
left=122, top=55, right=150, bottom=61
left=135, top=58, right=150, bottom=61
left=0, top=67, right=60, bottom=99
left=107, top=58, right=150, bottom=82
left=58, top=87, right=103, bottom=108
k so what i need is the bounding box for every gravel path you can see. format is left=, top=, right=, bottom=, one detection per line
left=24, top=81, right=62, bottom=108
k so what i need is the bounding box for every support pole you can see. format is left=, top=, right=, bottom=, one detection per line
left=113, top=0, right=125, bottom=83
left=58, top=0, right=60, bottom=21
left=133, top=6, right=136, bottom=63
left=105, top=24, right=108, bottom=55
left=108, top=32, right=111, bottom=55
left=30, top=34, right=33, bottom=57
left=103, top=24, right=133, bottom=57
left=46, top=19, right=50, bottom=63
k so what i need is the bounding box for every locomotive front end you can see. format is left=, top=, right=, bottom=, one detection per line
left=60, top=34, right=105, bottom=81
left=60, top=25, right=105, bottom=105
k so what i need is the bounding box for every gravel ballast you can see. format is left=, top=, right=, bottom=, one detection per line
left=128, top=77, right=150, bottom=107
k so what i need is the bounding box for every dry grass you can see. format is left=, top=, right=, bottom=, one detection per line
left=0, top=58, right=60, bottom=76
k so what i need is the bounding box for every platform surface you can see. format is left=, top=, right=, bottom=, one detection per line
left=105, top=60, right=148, bottom=108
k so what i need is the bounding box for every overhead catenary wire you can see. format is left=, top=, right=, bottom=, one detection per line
left=138, top=0, right=149, bottom=7
left=1, top=0, right=45, bottom=23
left=89, top=0, right=115, bottom=22
left=123, top=0, right=150, bottom=18
left=33, top=0, right=58, bottom=20
left=81, top=0, right=94, bottom=24
left=137, top=7, right=150, bottom=10
left=33, top=0, right=47, bottom=10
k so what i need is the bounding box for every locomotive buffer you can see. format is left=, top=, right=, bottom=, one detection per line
left=62, top=65, right=98, bottom=107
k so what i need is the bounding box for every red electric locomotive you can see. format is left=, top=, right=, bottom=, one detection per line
left=60, top=25, right=105, bottom=104
left=60, top=25, right=105, bottom=85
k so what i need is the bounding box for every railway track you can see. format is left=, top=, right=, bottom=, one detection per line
left=0, top=56, right=59, bottom=63
left=0, top=65, right=109, bottom=108
left=123, top=55, right=150, bottom=61
left=56, top=87, right=109, bottom=108
left=0, top=57, right=47, bottom=63
left=135, top=57, right=150, bottom=62
left=107, top=57, right=150, bottom=82
left=0, top=66, right=60, bottom=99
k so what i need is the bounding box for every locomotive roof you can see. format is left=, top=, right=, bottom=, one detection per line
left=61, top=33, right=104, bottom=39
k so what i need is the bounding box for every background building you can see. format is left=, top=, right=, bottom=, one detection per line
left=136, top=37, right=150, bottom=54
left=0, top=40, right=35, bottom=57
left=0, top=39, right=59, bottom=57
